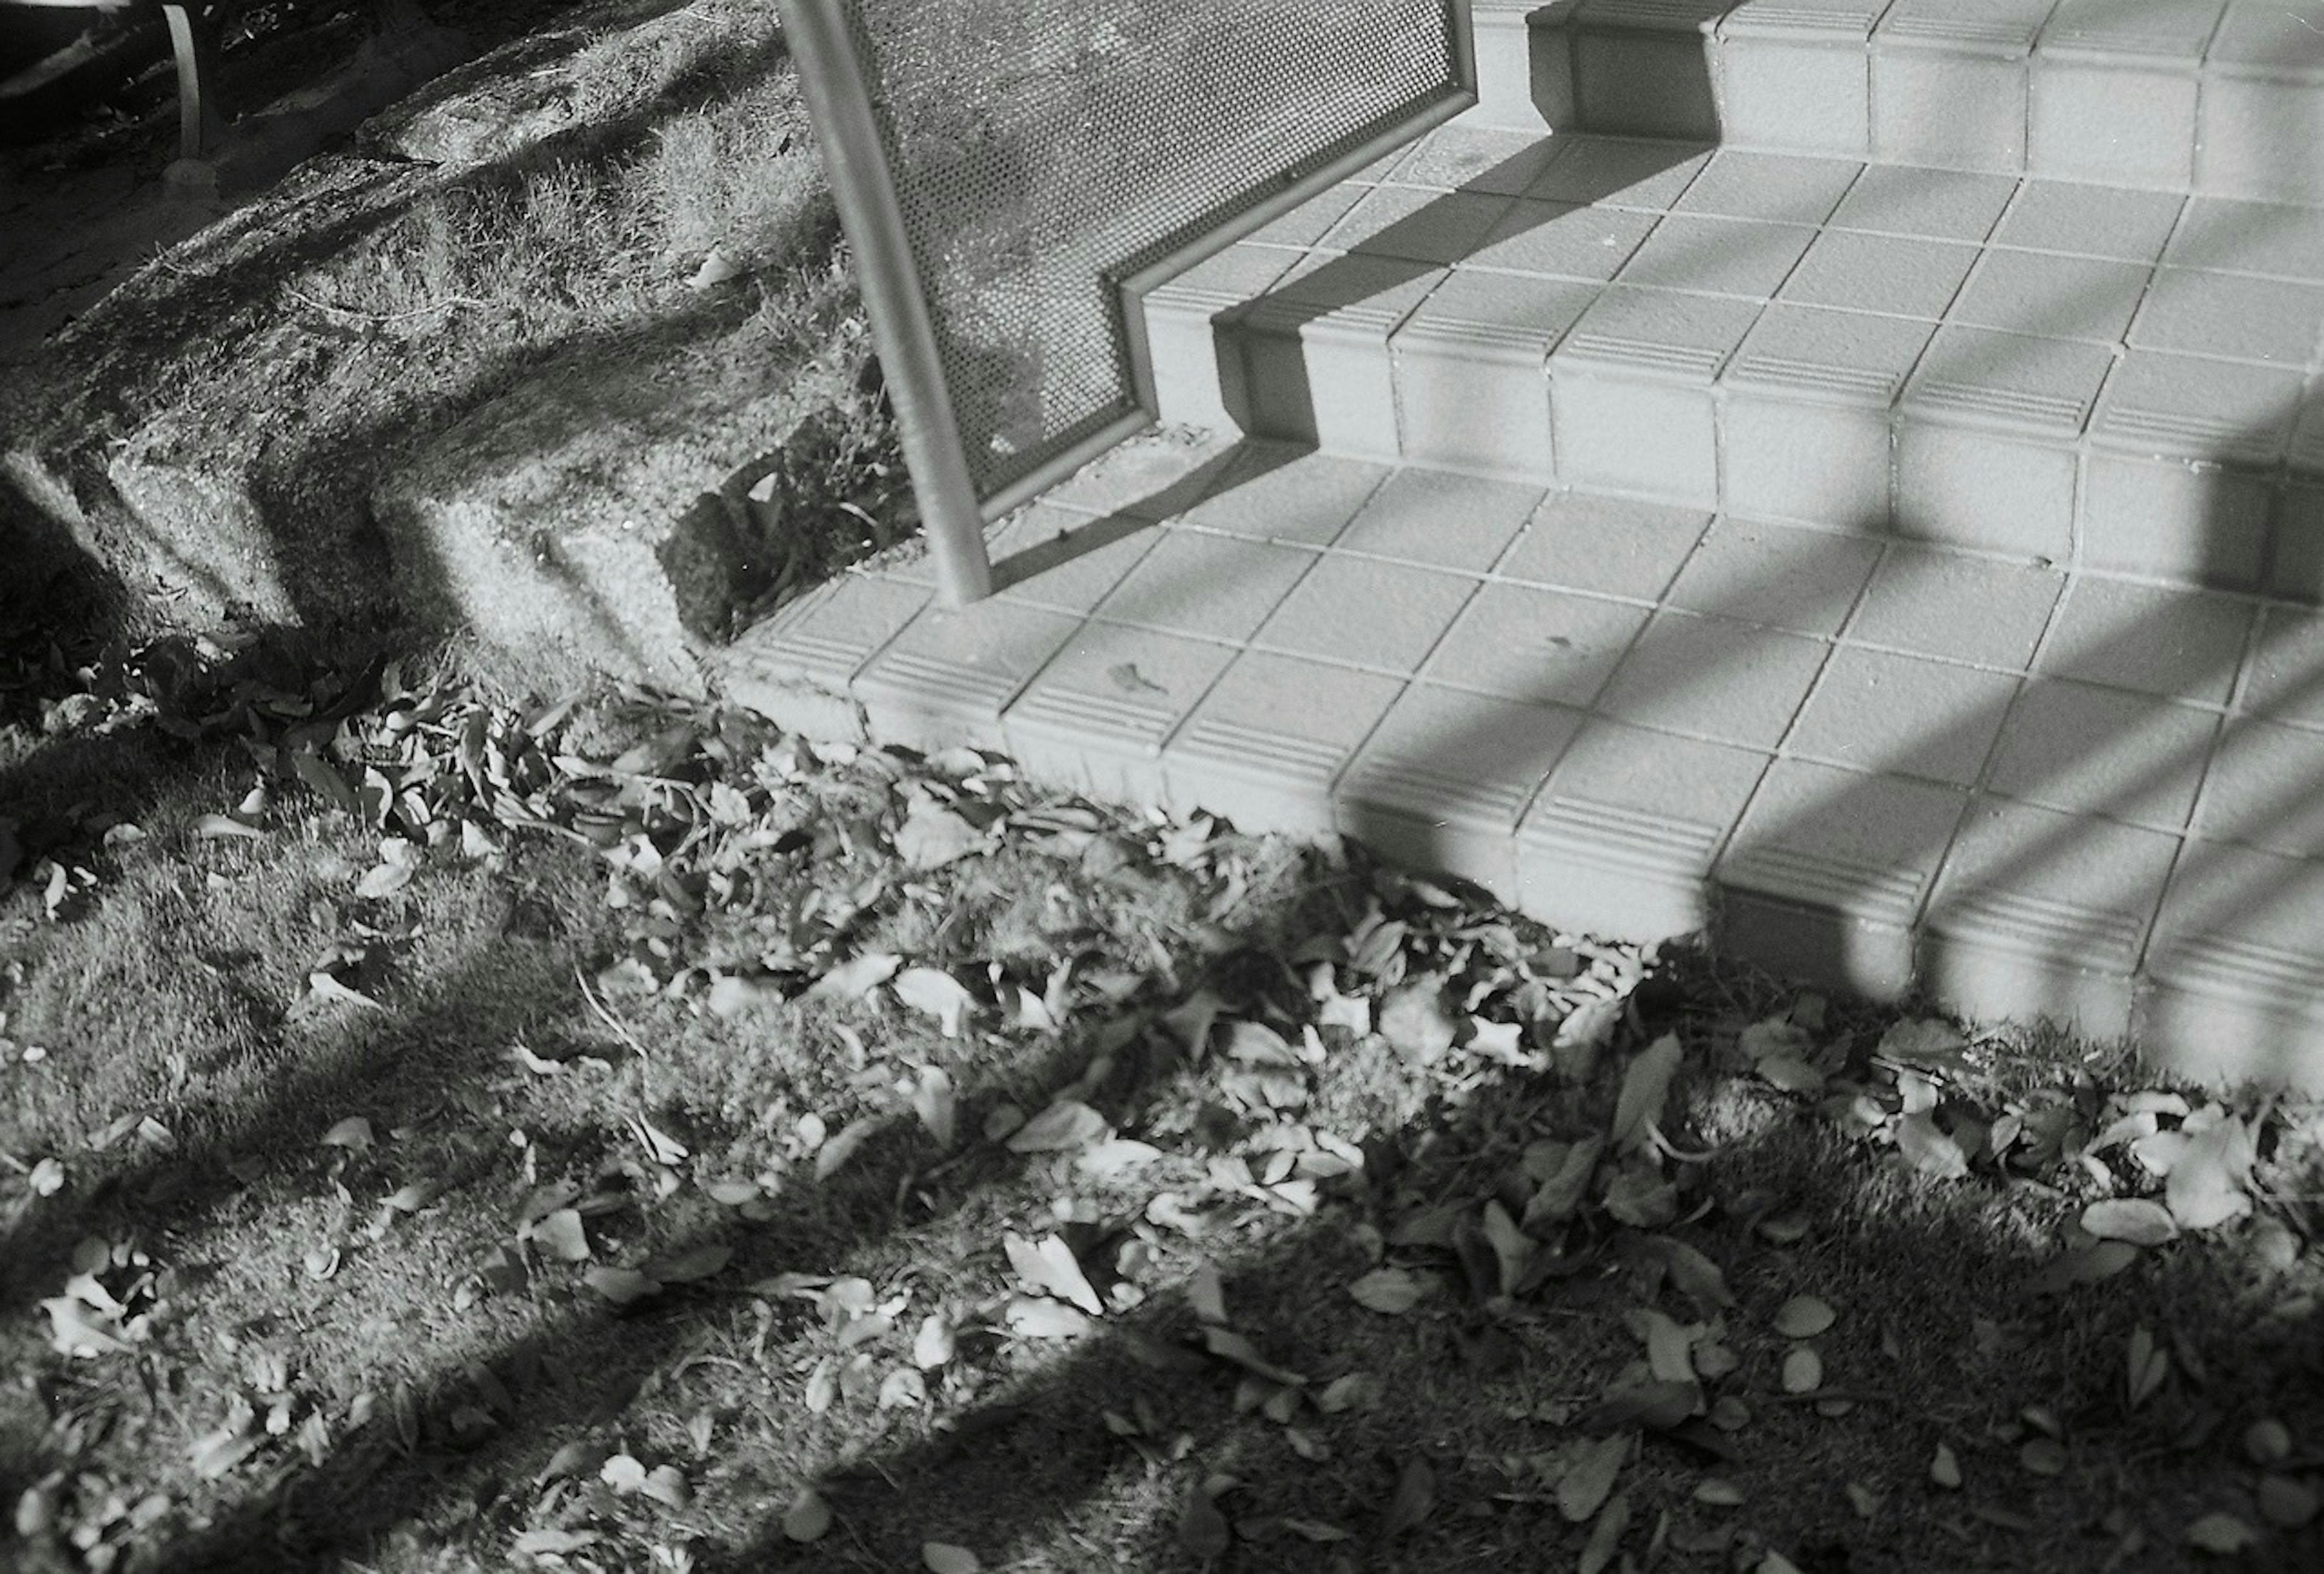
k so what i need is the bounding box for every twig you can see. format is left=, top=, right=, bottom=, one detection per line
left=278, top=280, right=488, bottom=324
left=574, top=965, right=652, bottom=1066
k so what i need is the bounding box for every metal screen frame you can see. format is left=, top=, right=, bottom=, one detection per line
left=781, top=0, right=1479, bottom=605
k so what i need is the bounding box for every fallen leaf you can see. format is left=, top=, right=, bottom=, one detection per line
left=530, top=1209, right=591, bottom=1263
left=2184, top=1512, right=2258, bottom=1555
left=188, top=1422, right=260, bottom=1480
left=583, top=1266, right=661, bottom=1306
left=1379, top=1455, right=1436, bottom=1539
left=1876, top=1018, right=1967, bottom=1071
left=2018, top=1437, right=2067, bottom=1476
left=1379, top=981, right=1458, bottom=1064
left=912, top=1068, right=958, bottom=1147
left=1006, top=1099, right=1107, bottom=1153
left=896, top=801, right=984, bottom=870
left=1579, top=1491, right=1630, bottom=1574
left=1348, top=1267, right=1424, bottom=1316
left=2027, top=1240, right=2140, bottom=1294
left=1560, top=1432, right=1629, bottom=1523
left=1929, top=1442, right=1962, bottom=1489
left=922, top=1542, right=982, bottom=1574
left=1694, top=1479, right=1746, bottom=1507
left=1612, top=1032, right=1682, bottom=1149
left=1781, top=1347, right=1823, bottom=1394
left=320, top=1117, right=375, bottom=1150
left=645, top=1242, right=730, bottom=1284
left=2244, top=1418, right=2292, bottom=1466
left=1773, top=1295, right=1836, bottom=1339
left=807, top=949, right=903, bottom=1002
left=1895, top=1111, right=1969, bottom=1181
left=1178, top=1481, right=1232, bottom=1558
left=513, top=1529, right=600, bottom=1555
left=815, top=1117, right=884, bottom=1181
left=2082, top=1198, right=2178, bottom=1247
left=2259, top=1474, right=2319, bottom=1529
left=601, top=1453, right=648, bottom=1493
left=893, top=967, right=976, bottom=1037
left=914, top=1314, right=956, bottom=1369
left=781, top=1486, right=833, bottom=1542
left=1318, top=1372, right=1381, bottom=1414
left=1004, top=1232, right=1103, bottom=1315
left=2166, top=1113, right=2253, bottom=1231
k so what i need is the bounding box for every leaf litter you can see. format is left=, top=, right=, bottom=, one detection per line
left=2, top=629, right=2320, bottom=1572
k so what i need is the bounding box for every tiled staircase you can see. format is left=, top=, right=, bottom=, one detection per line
left=723, top=0, right=2324, bottom=1088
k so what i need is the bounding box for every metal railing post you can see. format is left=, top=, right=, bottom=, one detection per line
left=778, top=0, right=992, bottom=606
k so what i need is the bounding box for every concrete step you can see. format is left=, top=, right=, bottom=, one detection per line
left=717, top=431, right=2324, bottom=1089
left=1143, top=123, right=2324, bottom=598
left=1472, top=0, right=2324, bottom=203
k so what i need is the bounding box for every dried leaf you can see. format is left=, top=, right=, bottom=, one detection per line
left=2259, top=1474, right=2319, bottom=1529
left=1612, top=1033, right=1682, bottom=1149
left=2184, top=1512, right=2258, bottom=1555
left=1781, top=1348, right=1823, bottom=1394
left=1379, top=981, right=1458, bottom=1064
left=2082, top=1198, right=2178, bottom=1247
left=320, top=1117, right=374, bottom=1150
left=1560, top=1432, right=1629, bottom=1523
left=530, top=1208, right=591, bottom=1263
left=1004, top=1232, right=1103, bottom=1315
left=1894, top=1111, right=1969, bottom=1181
left=913, top=1314, right=956, bottom=1370
left=781, top=1487, right=833, bottom=1542
left=1638, top=1233, right=1735, bottom=1308
left=893, top=967, right=976, bottom=1037
left=1876, top=1018, right=1968, bottom=1071
left=922, top=1542, right=983, bottom=1574
left=583, top=1266, right=661, bottom=1306
left=1007, top=1099, right=1107, bottom=1153
left=1929, top=1442, right=1962, bottom=1489
left=895, top=801, right=984, bottom=870
left=1178, top=1481, right=1232, bottom=1559
left=1379, top=1455, right=1436, bottom=1540
left=807, top=949, right=902, bottom=1002
left=2166, top=1113, right=2253, bottom=1231
left=2027, top=1240, right=2141, bottom=1295
left=645, top=1242, right=730, bottom=1284
left=1579, top=1491, right=1630, bottom=1574
left=1348, top=1267, right=1424, bottom=1316
left=913, top=1067, right=958, bottom=1147
left=1773, top=1295, right=1836, bottom=1339
left=815, top=1117, right=884, bottom=1181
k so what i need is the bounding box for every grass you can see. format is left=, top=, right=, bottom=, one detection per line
left=4, top=4, right=2322, bottom=1571
left=2, top=617, right=2322, bottom=1574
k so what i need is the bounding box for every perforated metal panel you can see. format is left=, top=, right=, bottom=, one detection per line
left=842, top=0, right=1462, bottom=500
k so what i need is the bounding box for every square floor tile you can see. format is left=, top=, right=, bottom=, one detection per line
left=1402, top=267, right=1600, bottom=344
left=1555, top=284, right=1765, bottom=381
left=2242, top=608, right=2324, bottom=728
left=2037, top=580, right=2254, bottom=704
left=1665, top=517, right=1882, bottom=634
left=1674, top=149, right=1863, bottom=226
left=1846, top=545, right=2063, bottom=668
left=1334, top=468, right=1545, bottom=573
left=1252, top=554, right=1479, bottom=675
left=2129, top=267, right=2324, bottom=367
left=1004, top=623, right=1237, bottom=803
left=1322, top=185, right=1514, bottom=266
left=856, top=600, right=1083, bottom=753
left=1788, top=645, right=2021, bottom=785
left=1337, top=686, right=1584, bottom=902
left=1163, top=650, right=1403, bottom=836
left=1727, top=302, right=1940, bottom=408
left=1531, top=136, right=1713, bottom=209
left=1826, top=163, right=2017, bottom=241
left=985, top=507, right=1161, bottom=614
left=1925, top=795, right=2182, bottom=1033
left=1421, top=581, right=1652, bottom=707
left=1984, top=678, right=2217, bottom=828
left=1243, top=184, right=1368, bottom=250
left=1092, top=531, right=1316, bottom=643
left=2143, top=838, right=2324, bottom=1087
left=1992, top=179, right=2184, bottom=263
left=1389, top=124, right=1564, bottom=195
left=1903, top=324, right=2115, bottom=436
left=1035, top=428, right=1246, bottom=522
left=2163, top=197, right=2324, bottom=283
left=1948, top=249, right=2153, bottom=342
left=1469, top=198, right=1659, bottom=281
left=2194, top=716, right=2324, bottom=859
left=1594, top=611, right=1831, bottom=750
left=1494, top=491, right=1711, bottom=600
left=1175, top=445, right=1388, bottom=545
left=1615, top=214, right=1816, bottom=298
left=1518, top=718, right=1772, bottom=941
left=2089, top=349, right=2305, bottom=465
left=1777, top=229, right=1979, bottom=318
left=1721, top=758, right=1968, bottom=931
